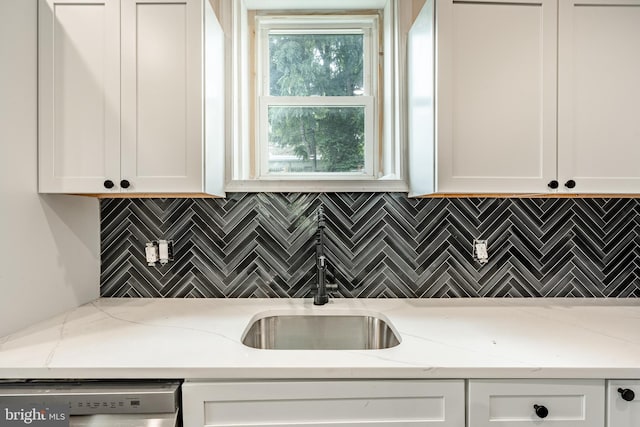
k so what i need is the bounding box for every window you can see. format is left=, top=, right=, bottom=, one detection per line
left=220, top=0, right=410, bottom=192
left=256, top=16, right=378, bottom=179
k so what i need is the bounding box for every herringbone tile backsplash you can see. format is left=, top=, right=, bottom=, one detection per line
left=100, top=193, right=640, bottom=298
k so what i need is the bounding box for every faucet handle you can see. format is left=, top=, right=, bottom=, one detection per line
left=326, top=283, right=338, bottom=292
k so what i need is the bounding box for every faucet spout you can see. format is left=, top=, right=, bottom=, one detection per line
left=313, top=206, right=336, bottom=305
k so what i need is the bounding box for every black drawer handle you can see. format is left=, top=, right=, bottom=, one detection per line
left=534, top=404, right=549, bottom=419
left=103, top=180, right=115, bottom=189
left=120, top=179, right=131, bottom=189
left=548, top=180, right=559, bottom=189
left=564, top=179, right=576, bottom=189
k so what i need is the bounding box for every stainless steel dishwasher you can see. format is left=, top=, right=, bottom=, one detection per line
left=0, top=380, right=181, bottom=426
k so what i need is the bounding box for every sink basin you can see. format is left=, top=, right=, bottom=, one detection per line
left=241, top=313, right=401, bottom=350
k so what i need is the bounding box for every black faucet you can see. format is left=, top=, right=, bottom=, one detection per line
left=314, top=206, right=337, bottom=305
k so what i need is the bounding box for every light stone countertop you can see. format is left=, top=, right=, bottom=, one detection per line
left=0, top=298, right=638, bottom=379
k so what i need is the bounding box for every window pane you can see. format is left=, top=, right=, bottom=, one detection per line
left=269, top=33, right=364, bottom=96
left=268, top=106, right=365, bottom=173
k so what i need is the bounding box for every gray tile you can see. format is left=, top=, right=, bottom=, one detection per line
left=100, top=194, right=640, bottom=298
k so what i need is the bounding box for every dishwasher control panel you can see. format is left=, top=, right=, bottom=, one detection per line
left=0, top=381, right=180, bottom=415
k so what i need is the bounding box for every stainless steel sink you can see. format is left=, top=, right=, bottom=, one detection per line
left=241, top=314, right=401, bottom=350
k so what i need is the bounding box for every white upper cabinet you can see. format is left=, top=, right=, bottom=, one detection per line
left=408, top=0, right=436, bottom=196
left=39, top=0, right=224, bottom=195
left=38, top=0, right=121, bottom=193
left=434, top=0, right=558, bottom=194
left=120, top=0, right=203, bottom=193
left=558, top=0, right=640, bottom=193
left=410, top=0, right=640, bottom=195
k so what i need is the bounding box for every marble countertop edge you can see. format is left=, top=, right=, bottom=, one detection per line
left=0, top=298, right=638, bottom=380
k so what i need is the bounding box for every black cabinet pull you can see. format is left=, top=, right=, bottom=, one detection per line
left=548, top=180, right=559, bottom=189
left=120, top=180, right=131, bottom=189
left=564, top=179, right=576, bottom=189
left=533, top=404, right=549, bottom=419
left=103, top=180, right=115, bottom=189
left=618, top=388, right=635, bottom=402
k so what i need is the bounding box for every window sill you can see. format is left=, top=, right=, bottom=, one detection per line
left=225, top=179, right=409, bottom=193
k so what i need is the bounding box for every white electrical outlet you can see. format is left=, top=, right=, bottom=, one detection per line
left=145, top=242, right=158, bottom=266
left=145, top=240, right=174, bottom=267
left=473, top=239, right=488, bottom=264
left=158, top=240, right=170, bottom=265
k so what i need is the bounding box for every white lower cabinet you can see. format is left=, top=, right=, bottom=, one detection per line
left=182, top=379, right=640, bottom=427
left=608, top=380, right=640, bottom=427
left=468, top=380, right=604, bottom=427
left=182, top=380, right=465, bottom=427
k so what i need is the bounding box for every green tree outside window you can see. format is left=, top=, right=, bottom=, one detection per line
left=267, top=33, right=366, bottom=173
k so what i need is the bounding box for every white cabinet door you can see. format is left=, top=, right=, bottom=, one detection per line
left=608, top=380, right=640, bottom=426
left=39, top=0, right=217, bottom=194
left=182, top=380, right=465, bottom=427
left=468, top=379, right=605, bottom=427
left=558, top=0, right=640, bottom=193
left=38, top=0, right=121, bottom=193
left=120, top=0, right=202, bottom=193
left=436, top=0, right=557, bottom=193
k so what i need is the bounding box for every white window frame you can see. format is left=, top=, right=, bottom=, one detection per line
left=219, top=0, right=409, bottom=193
left=256, top=16, right=378, bottom=180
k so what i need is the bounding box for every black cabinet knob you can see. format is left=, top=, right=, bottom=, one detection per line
left=548, top=180, right=559, bottom=189
left=533, top=404, right=549, bottom=419
left=120, top=180, right=131, bottom=189
left=564, top=179, right=576, bottom=189
left=103, top=180, right=115, bottom=189
left=618, top=388, right=635, bottom=402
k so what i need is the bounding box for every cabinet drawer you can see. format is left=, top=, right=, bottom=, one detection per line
left=468, top=380, right=604, bottom=427
left=608, top=380, right=640, bottom=426
left=183, top=380, right=465, bottom=427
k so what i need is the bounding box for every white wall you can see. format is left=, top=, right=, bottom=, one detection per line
left=0, top=0, right=100, bottom=337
